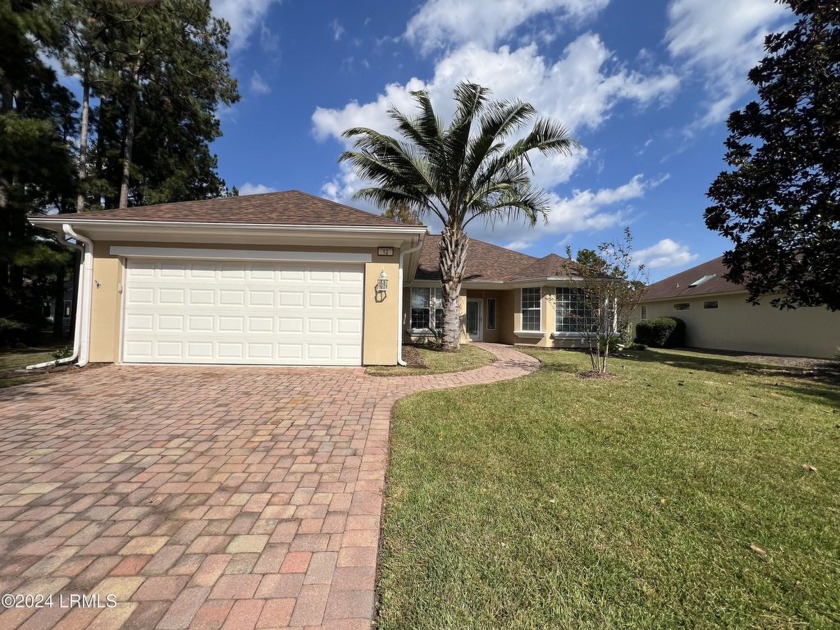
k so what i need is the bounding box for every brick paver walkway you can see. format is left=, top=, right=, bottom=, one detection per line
left=0, top=343, right=538, bottom=629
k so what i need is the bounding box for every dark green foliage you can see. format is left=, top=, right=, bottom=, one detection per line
left=0, top=0, right=77, bottom=335
left=58, top=0, right=240, bottom=209
left=705, top=0, right=840, bottom=310
left=635, top=317, right=686, bottom=348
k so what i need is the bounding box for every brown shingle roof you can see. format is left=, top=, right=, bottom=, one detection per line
left=508, top=253, right=578, bottom=281
left=416, top=235, right=539, bottom=282
left=60, top=190, right=406, bottom=227
left=643, top=257, right=746, bottom=301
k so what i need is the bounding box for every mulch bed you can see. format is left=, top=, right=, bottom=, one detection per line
left=400, top=345, right=427, bottom=369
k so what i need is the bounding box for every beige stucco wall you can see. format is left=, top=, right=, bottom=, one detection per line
left=640, top=293, right=840, bottom=359
left=89, top=242, right=124, bottom=363
left=87, top=241, right=401, bottom=364
left=363, top=262, right=400, bottom=365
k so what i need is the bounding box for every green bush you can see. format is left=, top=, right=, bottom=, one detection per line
left=0, top=318, right=26, bottom=347
left=635, top=317, right=686, bottom=348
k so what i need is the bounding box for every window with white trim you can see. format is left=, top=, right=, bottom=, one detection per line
left=410, top=287, right=443, bottom=331
left=640, top=305, right=647, bottom=321
left=521, top=288, right=542, bottom=331
left=674, top=303, right=690, bottom=311
left=555, top=287, right=597, bottom=333
left=703, top=300, right=719, bottom=309
left=487, top=298, right=496, bottom=330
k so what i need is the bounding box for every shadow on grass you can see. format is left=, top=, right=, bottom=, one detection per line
left=615, top=349, right=840, bottom=406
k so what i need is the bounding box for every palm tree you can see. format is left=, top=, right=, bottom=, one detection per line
left=340, top=82, right=578, bottom=351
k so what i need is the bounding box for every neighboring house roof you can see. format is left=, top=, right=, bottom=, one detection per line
left=44, top=190, right=404, bottom=227
left=415, top=236, right=577, bottom=283
left=644, top=257, right=745, bottom=301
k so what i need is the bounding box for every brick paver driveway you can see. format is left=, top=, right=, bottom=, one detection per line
left=0, top=344, right=538, bottom=629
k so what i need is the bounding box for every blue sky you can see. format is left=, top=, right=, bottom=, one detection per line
left=206, top=0, right=792, bottom=281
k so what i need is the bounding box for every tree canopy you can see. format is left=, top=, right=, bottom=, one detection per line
left=705, top=0, right=839, bottom=310
left=341, top=82, right=578, bottom=350
left=1, top=0, right=239, bottom=342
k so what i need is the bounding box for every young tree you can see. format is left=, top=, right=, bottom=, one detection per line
left=564, top=228, right=647, bottom=374
left=340, top=82, right=578, bottom=351
left=382, top=202, right=422, bottom=225
left=705, top=0, right=839, bottom=310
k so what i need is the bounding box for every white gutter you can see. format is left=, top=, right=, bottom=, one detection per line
left=397, top=238, right=426, bottom=366
left=65, top=224, right=94, bottom=367
left=26, top=225, right=93, bottom=369
left=28, top=217, right=428, bottom=236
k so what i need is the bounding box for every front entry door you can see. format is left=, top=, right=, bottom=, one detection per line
left=466, top=298, right=483, bottom=341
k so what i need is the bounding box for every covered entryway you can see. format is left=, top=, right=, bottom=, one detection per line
left=121, top=257, right=364, bottom=365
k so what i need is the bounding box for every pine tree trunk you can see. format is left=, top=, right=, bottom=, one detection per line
left=119, top=57, right=142, bottom=209
left=76, top=68, right=91, bottom=213
left=439, top=226, right=469, bottom=352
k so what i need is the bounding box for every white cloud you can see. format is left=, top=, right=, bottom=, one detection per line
left=665, top=0, right=790, bottom=127
left=212, top=0, right=283, bottom=52
left=503, top=240, right=533, bottom=252
left=249, top=71, right=271, bottom=95
left=313, top=34, right=678, bottom=203
left=259, top=22, right=281, bottom=53
left=405, top=0, right=609, bottom=54
left=466, top=173, right=662, bottom=249
left=635, top=238, right=698, bottom=269
left=239, top=182, right=277, bottom=196
left=331, top=19, right=345, bottom=41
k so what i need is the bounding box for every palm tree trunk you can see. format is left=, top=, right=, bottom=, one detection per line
left=439, top=226, right=469, bottom=351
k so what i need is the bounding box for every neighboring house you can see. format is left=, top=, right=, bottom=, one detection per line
left=29, top=191, right=591, bottom=367
left=638, top=257, right=840, bottom=359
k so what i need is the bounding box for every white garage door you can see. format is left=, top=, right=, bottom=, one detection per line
left=122, top=259, right=364, bottom=365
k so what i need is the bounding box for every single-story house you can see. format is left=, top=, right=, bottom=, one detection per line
left=638, top=257, right=840, bottom=359
left=30, top=190, right=591, bottom=367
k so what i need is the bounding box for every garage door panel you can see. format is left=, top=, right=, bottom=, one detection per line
left=159, top=288, right=186, bottom=305
left=126, top=287, right=154, bottom=305
left=156, top=341, right=184, bottom=358
left=158, top=315, right=185, bottom=331
left=122, top=259, right=364, bottom=365
left=188, top=315, right=213, bottom=332
left=125, top=340, right=153, bottom=358
left=247, top=317, right=274, bottom=333
left=219, top=290, right=245, bottom=306
left=188, top=289, right=214, bottom=305
left=248, top=291, right=275, bottom=307
left=308, top=293, right=333, bottom=308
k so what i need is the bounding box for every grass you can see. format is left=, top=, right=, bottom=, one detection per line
left=0, top=341, right=68, bottom=388
left=379, top=347, right=840, bottom=629
left=366, top=344, right=495, bottom=376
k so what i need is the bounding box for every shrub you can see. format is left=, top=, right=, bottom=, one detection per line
left=0, top=318, right=26, bottom=347
left=635, top=317, right=686, bottom=348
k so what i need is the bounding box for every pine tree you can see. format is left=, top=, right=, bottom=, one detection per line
left=0, top=0, right=76, bottom=339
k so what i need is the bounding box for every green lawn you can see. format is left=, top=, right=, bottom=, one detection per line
left=0, top=342, right=68, bottom=388
left=367, top=344, right=495, bottom=376
left=379, top=348, right=840, bottom=629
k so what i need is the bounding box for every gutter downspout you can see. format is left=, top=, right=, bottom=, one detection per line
left=397, top=238, right=425, bottom=366
left=27, top=224, right=93, bottom=369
